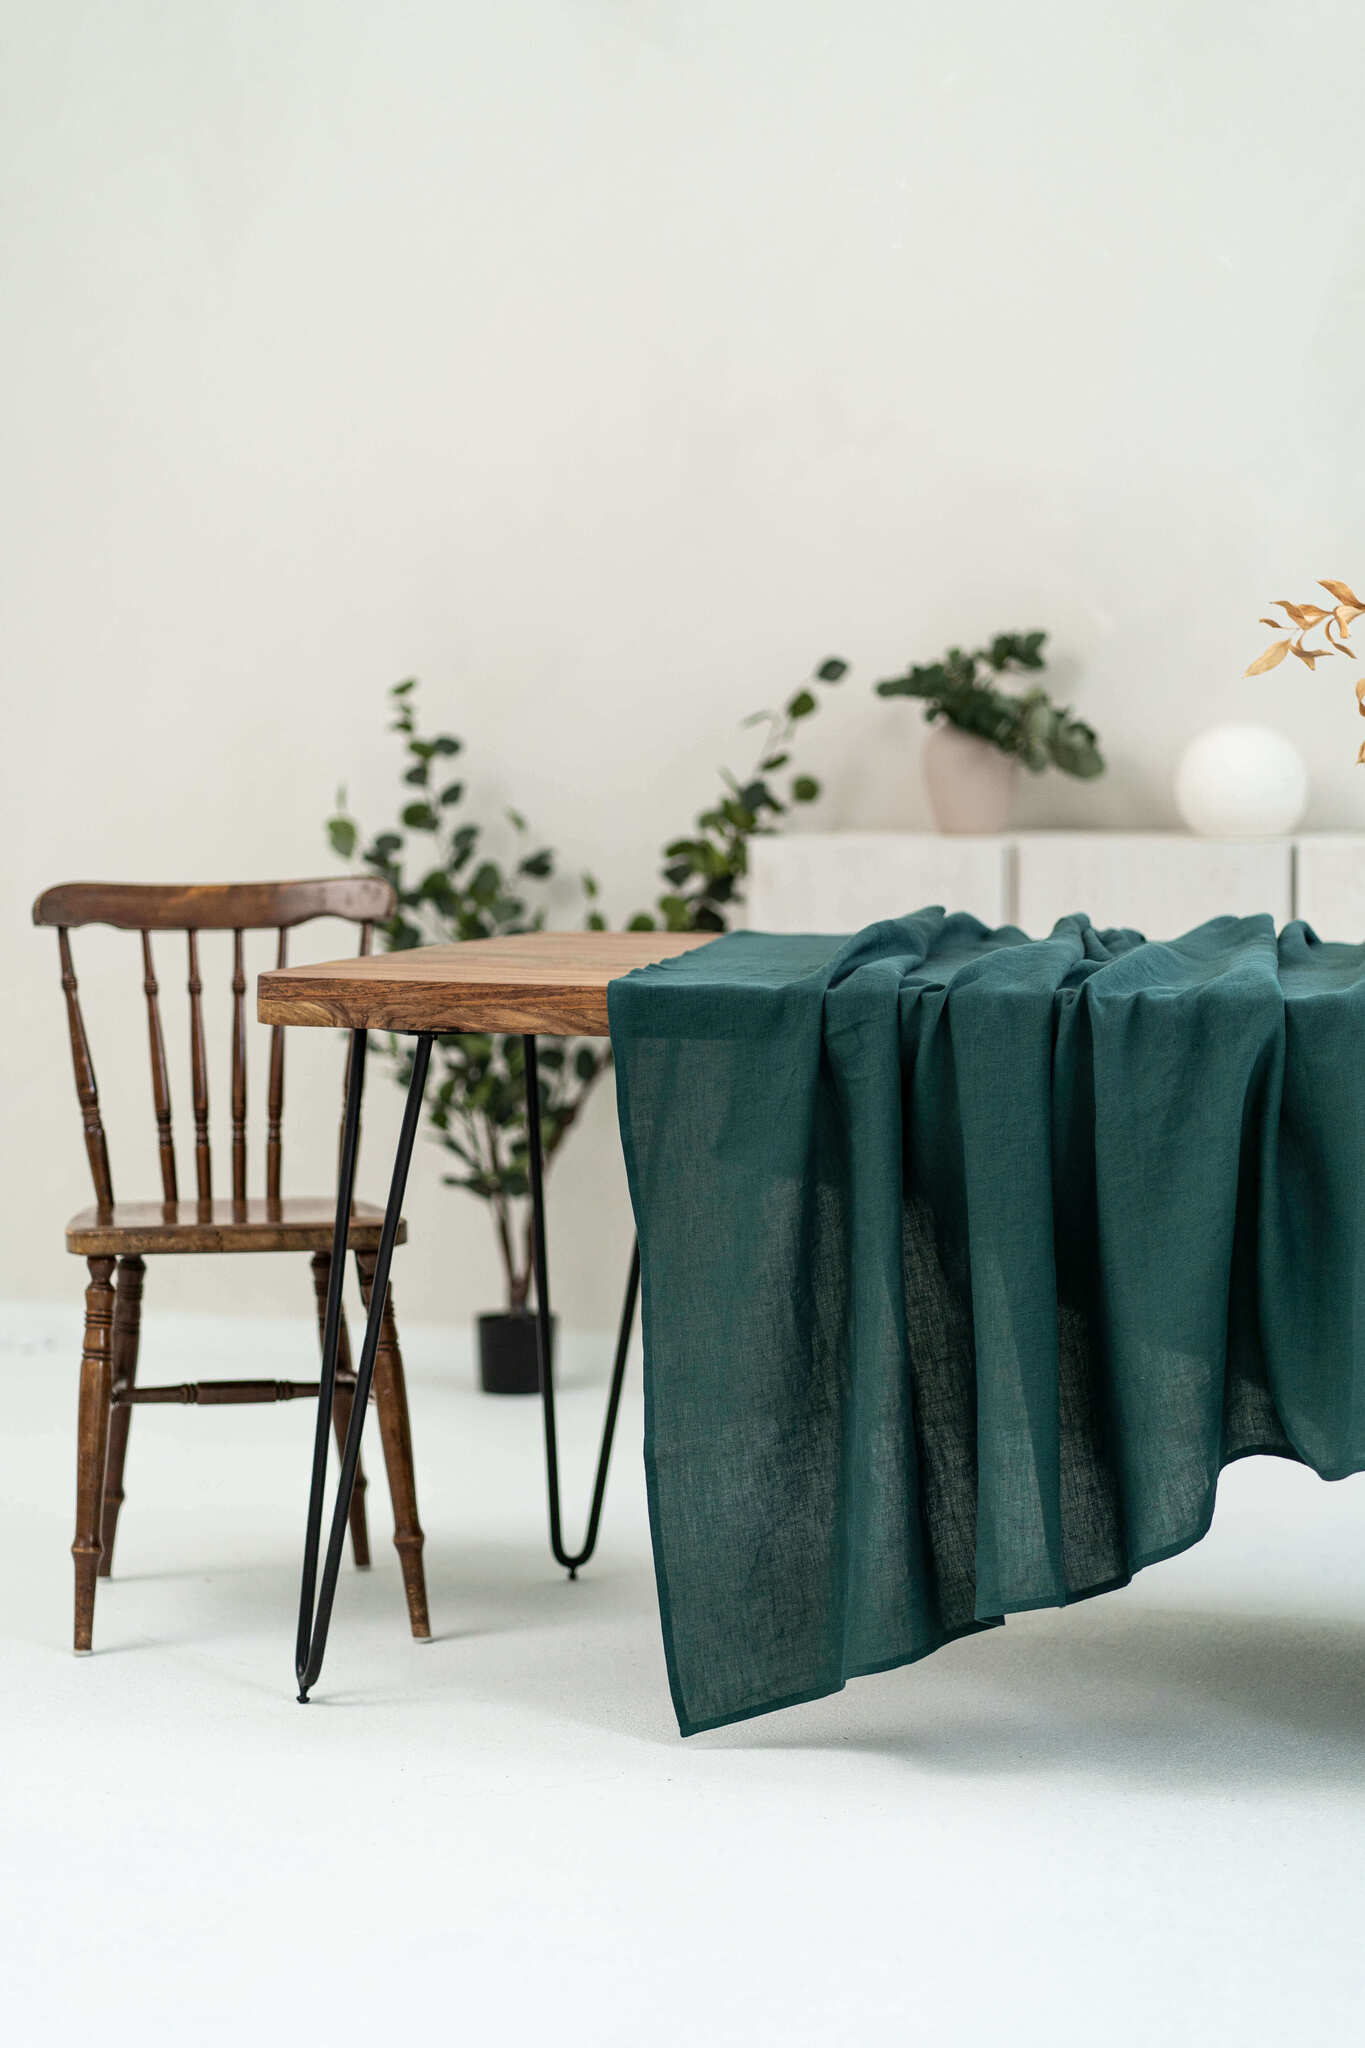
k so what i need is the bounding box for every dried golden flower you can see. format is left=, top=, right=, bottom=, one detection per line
left=1248, top=582, right=1365, bottom=753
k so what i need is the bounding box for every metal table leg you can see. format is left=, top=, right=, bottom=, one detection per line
left=523, top=1034, right=639, bottom=1578
left=295, top=1025, right=635, bottom=1701
left=295, top=1031, right=432, bottom=1702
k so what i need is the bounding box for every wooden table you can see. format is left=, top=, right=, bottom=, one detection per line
left=258, top=930, right=714, bottom=1700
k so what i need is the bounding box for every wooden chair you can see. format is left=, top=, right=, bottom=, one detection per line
left=31, top=878, right=429, bottom=1655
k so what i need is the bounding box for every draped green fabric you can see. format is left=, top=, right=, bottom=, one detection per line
left=607, top=911, right=1365, bottom=1737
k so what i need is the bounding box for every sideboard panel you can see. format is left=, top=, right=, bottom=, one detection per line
left=746, top=830, right=1318, bottom=938
left=1015, top=834, right=1294, bottom=938
left=1295, top=837, right=1365, bottom=938
left=745, top=833, right=1010, bottom=934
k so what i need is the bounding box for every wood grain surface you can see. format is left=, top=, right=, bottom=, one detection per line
left=257, top=930, right=718, bottom=1035
left=65, top=1196, right=405, bottom=1256
left=33, top=877, right=394, bottom=932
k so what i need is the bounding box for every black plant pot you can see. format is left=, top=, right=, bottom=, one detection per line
left=477, top=1310, right=553, bottom=1395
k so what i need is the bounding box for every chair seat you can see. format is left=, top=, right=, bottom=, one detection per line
left=66, top=1197, right=407, bottom=1256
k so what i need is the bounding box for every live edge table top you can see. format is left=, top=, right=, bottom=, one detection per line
left=256, top=931, right=716, bottom=1037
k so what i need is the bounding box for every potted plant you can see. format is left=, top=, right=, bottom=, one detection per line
left=875, top=632, right=1103, bottom=831
left=326, top=662, right=843, bottom=1389
left=328, top=681, right=608, bottom=1391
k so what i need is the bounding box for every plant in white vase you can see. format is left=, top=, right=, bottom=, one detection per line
left=875, top=632, right=1104, bottom=833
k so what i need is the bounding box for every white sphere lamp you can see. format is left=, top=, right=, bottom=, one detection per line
left=1174, top=724, right=1308, bottom=838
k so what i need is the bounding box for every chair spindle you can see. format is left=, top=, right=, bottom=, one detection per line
left=187, top=930, right=211, bottom=1200
left=141, top=932, right=177, bottom=1202
left=58, top=930, right=114, bottom=1210
left=231, top=929, right=247, bottom=1203
left=266, top=928, right=287, bottom=1203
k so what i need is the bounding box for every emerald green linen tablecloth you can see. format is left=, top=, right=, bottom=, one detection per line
left=608, top=911, right=1365, bottom=1736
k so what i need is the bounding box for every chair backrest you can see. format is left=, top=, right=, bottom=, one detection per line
left=32, top=879, right=395, bottom=1210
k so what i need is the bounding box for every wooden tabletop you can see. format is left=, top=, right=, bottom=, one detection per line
left=256, top=930, right=717, bottom=1036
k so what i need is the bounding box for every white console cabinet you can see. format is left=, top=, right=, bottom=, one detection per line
left=745, top=833, right=1365, bottom=939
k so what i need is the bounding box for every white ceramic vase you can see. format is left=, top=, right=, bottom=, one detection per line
left=923, top=720, right=1019, bottom=834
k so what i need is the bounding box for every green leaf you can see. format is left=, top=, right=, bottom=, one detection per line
left=875, top=662, right=947, bottom=701
left=439, top=781, right=465, bottom=805
left=401, top=802, right=438, bottom=830
left=816, top=657, right=848, bottom=682
left=327, top=817, right=358, bottom=858
left=506, top=808, right=527, bottom=831
left=760, top=752, right=790, bottom=771
left=432, top=735, right=462, bottom=755
left=627, top=913, right=657, bottom=931
left=403, top=763, right=429, bottom=786
left=787, top=688, right=817, bottom=719
left=519, top=849, right=554, bottom=879
left=391, top=678, right=417, bottom=697
left=419, top=869, right=457, bottom=911
left=575, top=1047, right=598, bottom=1082
left=791, top=775, right=820, bottom=802
left=986, top=631, right=1047, bottom=672
left=587, top=910, right=607, bottom=931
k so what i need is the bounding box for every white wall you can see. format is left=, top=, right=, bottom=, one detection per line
left=3, top=0, right=1364, bottom=1328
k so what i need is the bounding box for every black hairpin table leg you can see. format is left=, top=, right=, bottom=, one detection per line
left=523, top=1033, right=639, bottom=1579
left=295, top=1031, right=433, bottom=1702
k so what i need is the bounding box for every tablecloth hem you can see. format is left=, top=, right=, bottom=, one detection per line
left=671, top=1617, right=1004, bottom=1739
left=671, top=1436, right=1321, bottom=1736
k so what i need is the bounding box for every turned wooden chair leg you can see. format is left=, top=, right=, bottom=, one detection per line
left=355, top=1249, right=430, bottom=1639
left=99, top=1254, right=144, bottom=1577
left=73, top=1257, right=116, bottom=1652
left=310, top=1252, right=370, bottom=1568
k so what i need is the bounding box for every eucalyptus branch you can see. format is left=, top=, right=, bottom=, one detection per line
left=627, top=657, right=847, bottom=934
left=326, top=679, right=608, bottom=1311
left=326, top=661, right=851, bottom=1308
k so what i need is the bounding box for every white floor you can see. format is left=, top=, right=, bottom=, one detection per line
left=4, top=1297, right=1365, bottom=2046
